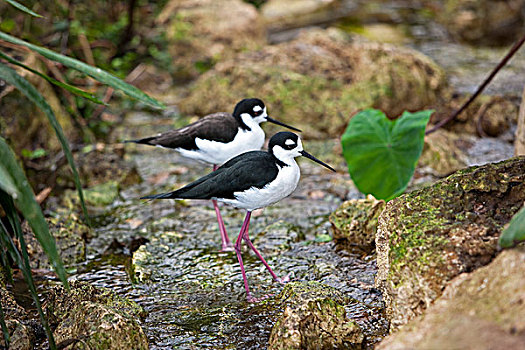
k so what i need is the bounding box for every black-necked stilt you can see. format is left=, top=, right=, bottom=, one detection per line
left=141, top=132, right=335, bottom=301
left=126, top=98, right=300, bottom=251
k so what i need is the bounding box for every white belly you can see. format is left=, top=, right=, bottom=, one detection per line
left=219, top=162, right=301, bottom=211
left=175, top=125, right=265, bottom=165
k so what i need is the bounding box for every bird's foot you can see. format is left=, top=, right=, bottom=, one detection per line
left=275, top=272, right=294, bottom=284
left=247, top=294, right=273, bottom=303
left=220, top=242, right=235, bottom=252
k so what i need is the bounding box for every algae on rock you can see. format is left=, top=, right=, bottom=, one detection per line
left=268, top=281, right=364, bottom=350
left=375, top=156, right=525, bottom=330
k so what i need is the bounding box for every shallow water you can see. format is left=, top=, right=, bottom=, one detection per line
left=67, top=124, right=387, bottom=348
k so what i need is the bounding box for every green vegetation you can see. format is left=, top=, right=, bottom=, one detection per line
left=499, top=206, right=525, bottom=248
left=0, top=1, right=166, bottom=347
left=341, top=109, right=432, bottom=200
left=0, top=137, right=68, bottom=349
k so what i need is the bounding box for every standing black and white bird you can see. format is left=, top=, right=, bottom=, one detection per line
left=126, top=98, right=300, bottom=251
left=141, top=132, right=335, bottom=301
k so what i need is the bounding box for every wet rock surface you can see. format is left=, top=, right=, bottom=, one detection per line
left=268, top=281, right=364, bottom=350
left=44, top=281, right=148, bottom=349
left=180, top=27, right=447, bottom=138
left=376, top=156, right=525, bottom=330
left=377, top=247, right=525, bottom=349
left=64, top=110, right=389, bottom=349
left=329, top=197, right=385, bottom=253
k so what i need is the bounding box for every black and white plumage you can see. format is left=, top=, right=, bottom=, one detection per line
left=126, top=98, right=301, bottom=166
left=141, top=132, right=335, bottom=301
left=127, top=98, right=300, bottom=251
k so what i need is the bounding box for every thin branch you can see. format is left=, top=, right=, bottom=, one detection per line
left=426, top=32, right=525, bottom=135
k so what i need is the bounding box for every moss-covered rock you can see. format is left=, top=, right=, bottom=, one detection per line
left=377, top=247, right=525, bottom=349
left=268, top=281, right=364, bottom=350
left=438, top=0, right=525, bottom=46
left=24, top=210, right=89, bottom=268
left=45, top=281, right=148, bottom=349
left=157, top=0, right=265, bottom=81
left=179, top=28, right=448, bottom=138
left=375, top=157, right=525, bottom=330
left=329, top=196, right=385, bottom=253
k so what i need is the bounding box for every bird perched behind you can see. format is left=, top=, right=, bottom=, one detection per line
left=126, top=98, right=300, bottom=251
left=141, top=131, right=335, bottom=301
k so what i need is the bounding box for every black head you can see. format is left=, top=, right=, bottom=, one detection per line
left=269, top=132, right=335, bottom=172
left=269, top=132, right=300, bottom=153
left=232, top=98, right=266, bottom=119
left=232, top=98, right=301, bottom=132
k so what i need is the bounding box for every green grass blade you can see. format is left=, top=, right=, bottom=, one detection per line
left=499, top=206, right=525, bottom=248
left=3, top=0, right=42, bottom=18
left=0, top=214, right=56, bottom=350
left=0, top=62, right=90, bottom=226
left=0, top=31, right=165, bottom=109
left=0, top=301, right=9, bottom=348
left=0, top=50, right=106, bottom=105
left=0, top=139, right=69, bottom=288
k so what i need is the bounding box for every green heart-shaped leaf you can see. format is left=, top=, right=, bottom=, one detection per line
left=499, top=206, right=525, bottom=248
left=341, top=109, right=432, bottom=200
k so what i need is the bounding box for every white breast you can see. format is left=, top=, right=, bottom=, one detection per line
left=175, top=123, right=265, bottom=165
left=219, top=162, right=301, bottom=211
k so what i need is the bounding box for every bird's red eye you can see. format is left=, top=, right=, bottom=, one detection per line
left=254, top=110, right=262, bottom=116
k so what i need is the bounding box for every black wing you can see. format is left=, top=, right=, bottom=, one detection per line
left=141, top=152, right=279, bottom=200
left=126, top=113, right=239, bottom=150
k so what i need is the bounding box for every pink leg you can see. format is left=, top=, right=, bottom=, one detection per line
left=235, top=211, right=254, bottom=301
left=242, top=222, right=290, bottom=284
left=212, top=164, right=233, bottom=251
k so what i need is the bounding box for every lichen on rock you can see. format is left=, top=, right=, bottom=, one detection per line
left=268, top=281, right=364, bottom=350
left=375, top=156, right=525, bottom=330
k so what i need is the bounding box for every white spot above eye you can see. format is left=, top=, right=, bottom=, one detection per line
left=253, top=105, right=263, bottom=112
left=285, top=139, right=295, bottom=146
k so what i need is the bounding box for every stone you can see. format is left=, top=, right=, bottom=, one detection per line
left=438, top=0, right=525, bottom=46
left=268, top=281, right=364, bottom=350
left=261, top=0, right=349, bottom=33
left=157, top=0, right=265, bottom=81
left=45, top=281, right=148, bottom=349
left=329, top=196, right=385, bottom=253
left=418, top=129, right=467, bottom=177
left=377, top=247, right=525, bottom=349
left=435, top=95, right=518, bottom=137
left=23, top=210, right=89, bottom=269
left=180, top=28, right=448, bottom=138
left=375, top=156, right=525, bottom=330
left=0, top=285, right=33, bottom=350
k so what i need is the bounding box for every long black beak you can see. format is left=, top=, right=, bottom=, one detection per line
left=300, top=150, right=336, bottom=172
left=266, top=116, right=302, bottom=132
